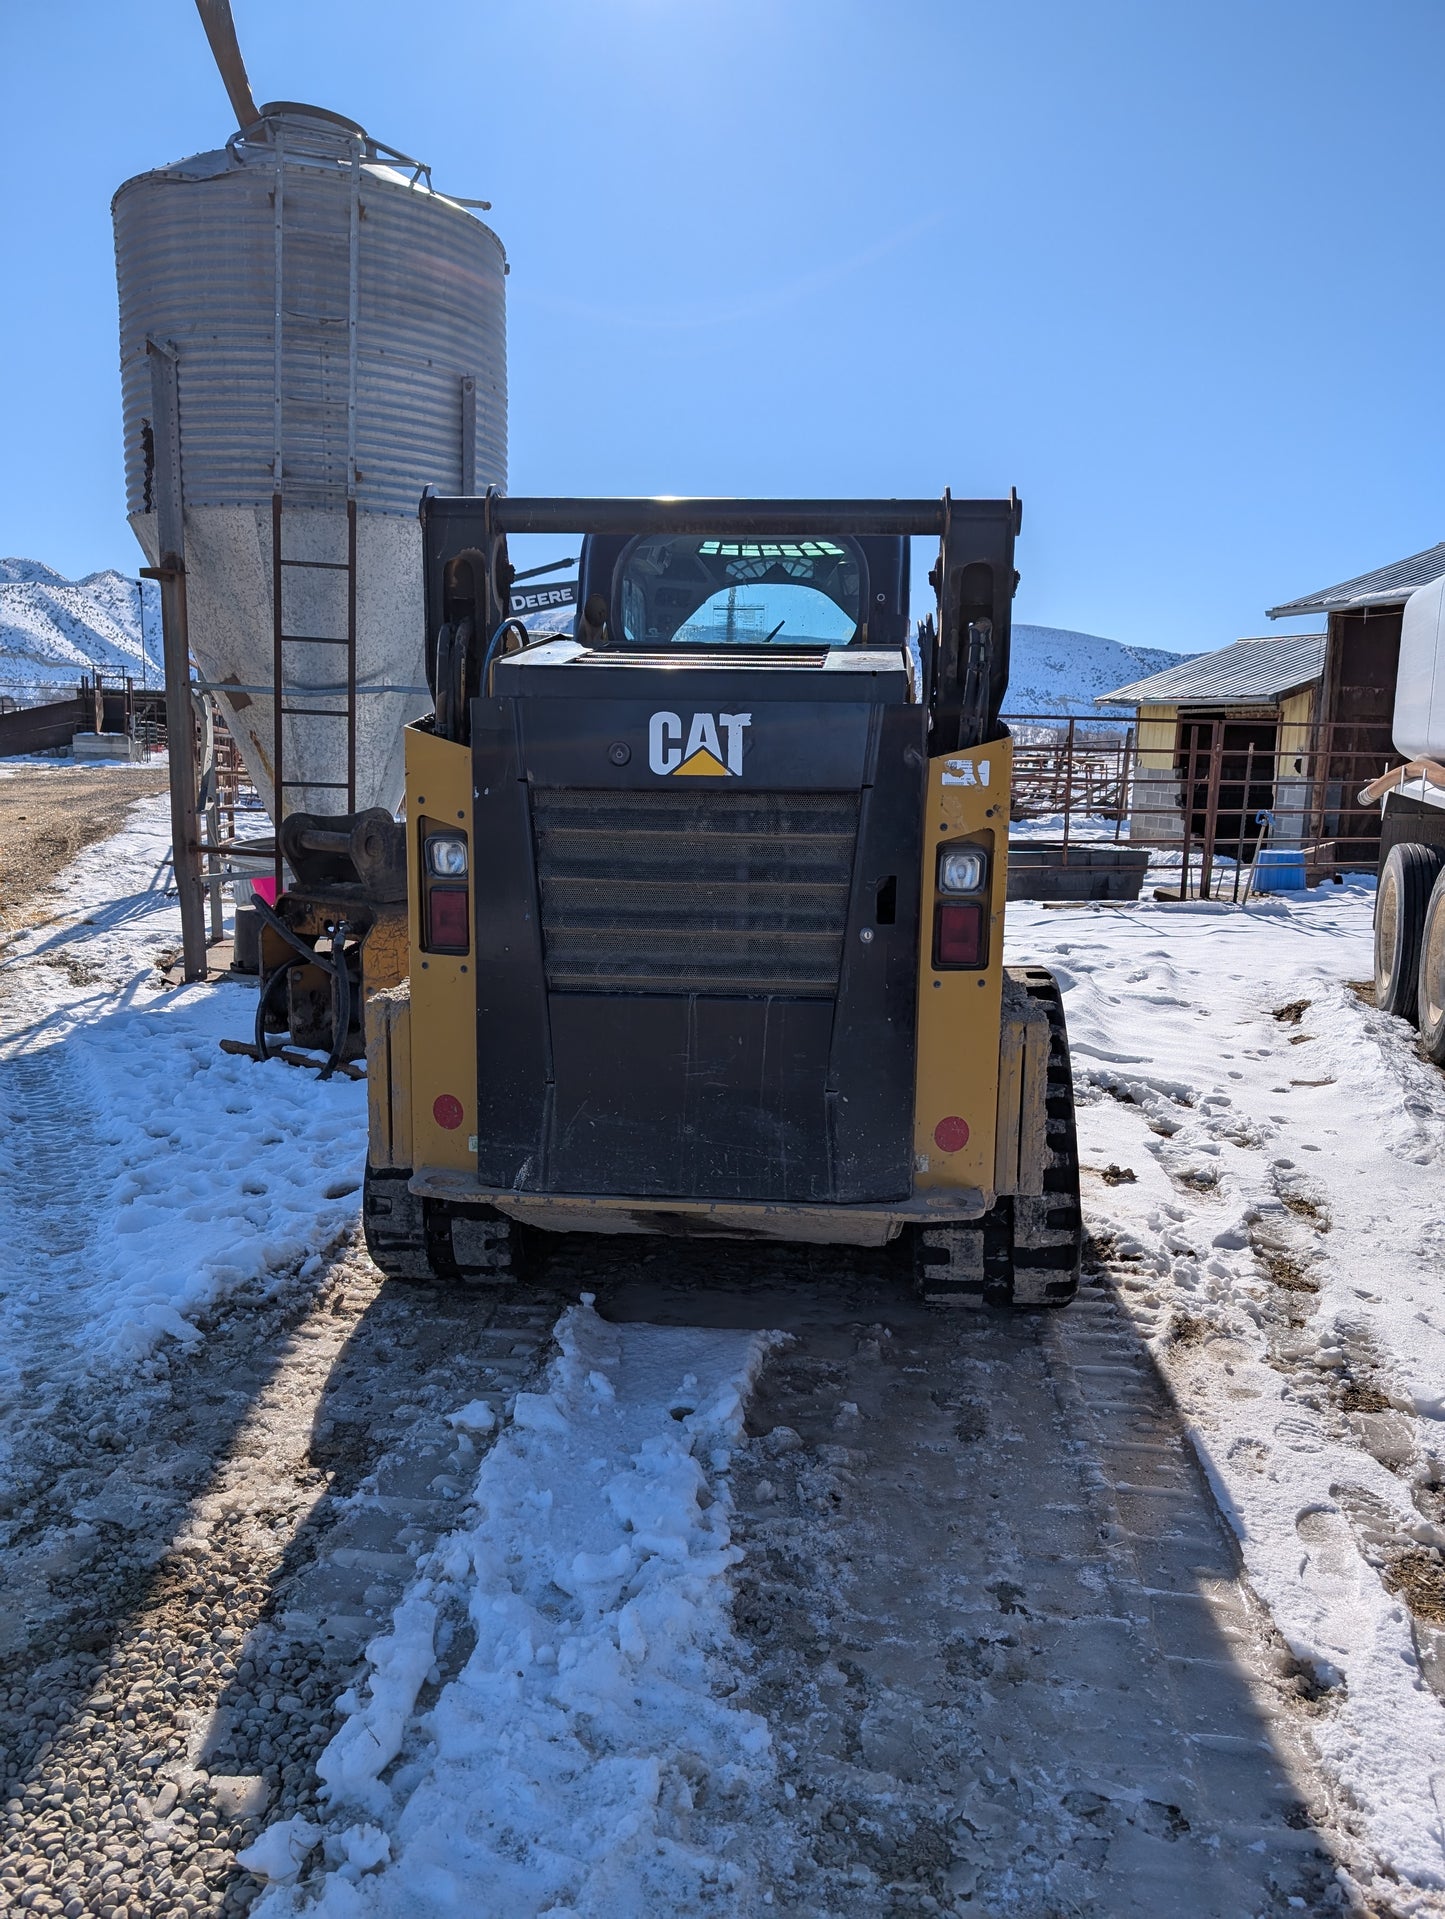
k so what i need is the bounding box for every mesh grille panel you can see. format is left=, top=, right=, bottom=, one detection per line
left=532, top=787, right=859, bottom=996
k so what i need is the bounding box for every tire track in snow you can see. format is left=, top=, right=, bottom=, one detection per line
left=1020, top=892, right=1445, bottom=1911
left=717, top=1269, right=1347, bottom=1916
left=0, top=1040, right=107, bottom=1506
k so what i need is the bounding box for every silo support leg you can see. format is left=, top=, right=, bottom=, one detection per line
left=143, top=335, right=208, bottom=984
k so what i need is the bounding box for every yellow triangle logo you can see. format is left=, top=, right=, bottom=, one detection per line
left=673, top=746, right=730, bottom=777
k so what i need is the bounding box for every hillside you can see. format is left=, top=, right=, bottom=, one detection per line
left=0, top=560, right=163, bottom=706
left=1005, top=623, right=1196, bottom=717
left=521, top=602, right=1196, bottom=718
left=0, top=568, right=1187, bottom=721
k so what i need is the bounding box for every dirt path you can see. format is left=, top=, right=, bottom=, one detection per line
left=0, top=764, right=168, bottom=945
left=594, top=1249, right=1356, bottom=1916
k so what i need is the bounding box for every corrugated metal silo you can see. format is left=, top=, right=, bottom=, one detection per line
left=114, top=103, right=506, bottom=822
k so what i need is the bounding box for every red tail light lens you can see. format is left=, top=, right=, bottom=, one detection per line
left=427, top=886, right=470, bottom=953
left=935, top=899, right=985, bottom=968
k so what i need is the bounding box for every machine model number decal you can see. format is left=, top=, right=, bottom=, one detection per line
left=648, top=710, right=752, bottom=777
left=941, top=756, right=990, bottom=787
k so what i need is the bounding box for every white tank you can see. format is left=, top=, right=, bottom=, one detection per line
left=113, top=103, right=506, bottom=821
left=1394, top=573, right=1445, bottom=763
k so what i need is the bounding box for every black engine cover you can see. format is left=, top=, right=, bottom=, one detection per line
left=470, top=649, right=923, bottom=1204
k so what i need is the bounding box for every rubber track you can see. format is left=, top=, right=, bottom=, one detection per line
left=363, top=1168, right=516, bottom=1286
left=917, top=967, right=1082, bottom=1309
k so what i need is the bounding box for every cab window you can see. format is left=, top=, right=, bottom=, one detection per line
left=616, top=535, right=864, bottom=647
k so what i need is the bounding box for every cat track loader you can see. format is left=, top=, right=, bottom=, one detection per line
left=353, top=491, right=1082, bottom=1307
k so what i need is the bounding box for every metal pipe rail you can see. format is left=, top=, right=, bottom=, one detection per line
left=431, top=492, right=1022, bottom=539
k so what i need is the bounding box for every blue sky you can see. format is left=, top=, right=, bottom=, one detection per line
left=3, top=0, right=1443, bottom=652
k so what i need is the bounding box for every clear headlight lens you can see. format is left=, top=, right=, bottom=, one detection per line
left=938, top=847, right=986, bottom=894
left=426, top=834, right=468, bottom=878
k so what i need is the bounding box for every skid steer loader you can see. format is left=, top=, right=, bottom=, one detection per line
left=351, top=491, right=1081, bottom=1306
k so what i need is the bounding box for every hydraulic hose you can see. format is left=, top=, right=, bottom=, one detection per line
left=480, top=617, right=533, bottom=698
left=249, top=897, right=354, bottom=1078
left=253, top=955, right=306, bottom=1062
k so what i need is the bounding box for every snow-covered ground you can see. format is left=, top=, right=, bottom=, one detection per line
left=1016, top=884, right=1445, bottom=1909
left=0, top=557, right=162, bottom=705
left=0, top=788, right=365, bottom=1504
left=241, top=877, right=1445, bottom=1912
left=1008, top=810, right=1134, bottom=844
left=245, top=878, right=1443, bottom=1911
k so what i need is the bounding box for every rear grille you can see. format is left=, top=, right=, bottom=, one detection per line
left=531, top=787, right=859, bottom=996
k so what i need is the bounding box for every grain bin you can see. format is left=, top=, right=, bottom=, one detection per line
left=114, top=103, right=506, bottom=823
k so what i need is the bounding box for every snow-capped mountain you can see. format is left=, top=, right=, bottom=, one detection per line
left=1005, top=624, right=1197, bottom=718
left=0, top=560, right=163, bottom=705
left=522, top=601, right=1195, bottom=721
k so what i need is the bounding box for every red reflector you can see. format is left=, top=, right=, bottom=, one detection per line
left=934, top=1115, right=971, bottom=1153
left=427, top=885, right=469, bottom=952
left=433, top=1093, right=464, bottom=1130
left=936, top=899, right=984, bottom=966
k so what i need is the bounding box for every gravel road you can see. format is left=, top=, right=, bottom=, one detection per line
left=0, top=1235, right=564, bottom=1918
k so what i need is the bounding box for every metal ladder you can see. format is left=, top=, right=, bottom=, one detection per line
left=268, top=118, right=362, bottom=891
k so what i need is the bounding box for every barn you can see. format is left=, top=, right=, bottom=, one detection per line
left=1266, top=541, right=1445, bottom=872
left=1097, top=634, right=1327, bottom=866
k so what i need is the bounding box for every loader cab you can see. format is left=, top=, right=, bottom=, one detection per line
left=571, top=533, right=912, bottom=656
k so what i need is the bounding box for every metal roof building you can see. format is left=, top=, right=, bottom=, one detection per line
left=1262, top=542, right=1444, bottom=874
left=1097, top=634, right=1327, bottom=708
left=1094, top=635, right=1328, bottom=861
left=1266, top=544, right=1445, bottom=619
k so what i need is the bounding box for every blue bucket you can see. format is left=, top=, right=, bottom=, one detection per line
left=1252, top=847, right=1306, bottom=893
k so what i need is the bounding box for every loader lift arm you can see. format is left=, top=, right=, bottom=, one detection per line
left=419, top=489, right=1023, bottom=753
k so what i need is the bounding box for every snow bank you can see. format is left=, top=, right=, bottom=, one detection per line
left=79, top=990, right=363, bottom=1357
left=255, top=1301, right=784, bottom=1917
left=0, top=787, right=365, bottom=1403
left=1010, top=882, right=1445, bottom=1906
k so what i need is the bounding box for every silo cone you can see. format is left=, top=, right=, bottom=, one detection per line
left=114, top=104, right=506, bottom=824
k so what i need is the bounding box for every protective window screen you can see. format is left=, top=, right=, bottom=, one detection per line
left=617, top=535, right=863, bottom=647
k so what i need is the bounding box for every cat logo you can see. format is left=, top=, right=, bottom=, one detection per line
left=648, top=710, right=752, bottom=777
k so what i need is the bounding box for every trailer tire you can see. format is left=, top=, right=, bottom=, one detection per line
left=1376, top=843, right=1444, bottom=1023
left=1417, top=868, right=1445, bottom=1065
left=914, top=968, right=1081, bottom=1309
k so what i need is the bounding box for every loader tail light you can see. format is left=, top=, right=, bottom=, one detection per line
left=427, top=886, right=470, bottom=953
left=934, top=899, right=985, bottom=968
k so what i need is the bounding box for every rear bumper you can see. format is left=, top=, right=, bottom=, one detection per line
left=408, top=1167, right=989, bottom=1247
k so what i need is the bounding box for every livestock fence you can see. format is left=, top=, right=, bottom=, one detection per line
left=1002, top=713, right=1399, bottom=902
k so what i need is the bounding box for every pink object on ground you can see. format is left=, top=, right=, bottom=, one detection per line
left=253, top=877, right=278, bottom=906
